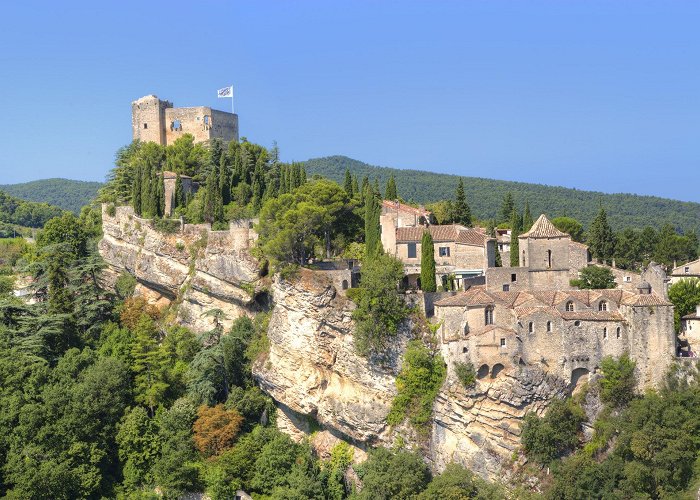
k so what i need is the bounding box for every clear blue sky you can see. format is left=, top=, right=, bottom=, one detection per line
left=0, top=1, right=698, bottom=201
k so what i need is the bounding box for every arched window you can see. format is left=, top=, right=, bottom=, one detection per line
left=528, top=322, right=534, bottom=333
left=341, top=279, right=348, bottom=290
left=546, top=321, right=552, bottom=332
left=599, top=301, right=608, bottom=312
left=566, top=301, right=574, bottom=312
left=603, top=327, right=608, bottom=339
left=547, top=249, right=552, bottom=269
left=485, top=307, right=494, bottom=325
left=616, top=327, right=621, bottom=338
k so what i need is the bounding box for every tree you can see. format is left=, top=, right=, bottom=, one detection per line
left=364, top=190, right=382, bottom=261
left=352, top=253, right=408, bottom=357
left=420, top=231, right=437, bottom=292
left=588, top=207, right=615, bottom=265
left=669, top=278, right=700, bottom=332
left=523, top=200, right=533, bottom=231
left=521, top=398, right=585, bottom=464
left=599, top=354, right=636, bottom=408
left=354, top=447, right=431, bottom=500
left=453, top=179, right=472, bottom=227
left=344, top=168, right=354, bottom=198
left=570, top=265, right=616, bottom=289
left=419, top=462, right=502, bottom=499
left=174, top=173, right=185, bottom=211
left=131, top=314, right=169, bottom=415
left=385, top=174, right=398, bottom=200
left=116, top=406, right=160, bottom=490
left=509, top=207, right=522, bottom=267
left=193, top=404, right=244, bottom=457
left=498, top=192, right=515, bottom=224
left=550, top=216, right=584, bottom=243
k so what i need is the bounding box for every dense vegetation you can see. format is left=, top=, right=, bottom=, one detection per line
left=0, top=178, right=102, bottom=214
left=0, top=189, right=64, bottom=235
left=303, top=155, right=700, bottom=233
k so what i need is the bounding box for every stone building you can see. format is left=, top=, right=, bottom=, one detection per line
left=670, top=258, right=700, bottom=285
left=679, top=304, right=700, bottom=357
left=132, top=95, right=239, bottom=146
left=380, top=200, right=432, bottom=228
left=160, top=171, right=197, bottom=217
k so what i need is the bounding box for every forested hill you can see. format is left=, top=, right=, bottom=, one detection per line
left=303, top=155, right=700, bottom=232
left=0, top=178, right=102, bottom=214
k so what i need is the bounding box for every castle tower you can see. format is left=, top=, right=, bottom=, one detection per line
left=131, top=95, right=173, bottom=145
left=519, top=214, right=571, bottom=271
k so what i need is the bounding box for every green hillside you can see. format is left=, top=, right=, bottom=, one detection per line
left=303, top=155, right=700, bottom=232
left=0, top=178, right=102, bottom=214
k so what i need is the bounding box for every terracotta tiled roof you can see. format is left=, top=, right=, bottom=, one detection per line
left=519, top=214, right=568, bottom=239
left=489, top=292, right=521, bottom=308
left=434, top=287, right=495, bottom=307
left=381, top=200, right=431, bottom=217
left=620, top=293, right=672, bottom=306
left=515, top=306, right=560, bottom=318
left=396, top=225, right=489, bottom=246
left=561, top=311, right=624, bottom=321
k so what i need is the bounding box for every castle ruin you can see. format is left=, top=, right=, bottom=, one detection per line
left=131, top=95, right=239, bottom=146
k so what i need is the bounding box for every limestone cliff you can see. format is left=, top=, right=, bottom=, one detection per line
left=99, top=205, right=261, bottom=331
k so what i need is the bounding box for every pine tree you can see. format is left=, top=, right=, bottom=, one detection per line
left=131, top=315, right=169, bottom=416
left=523, top=200, right=533, bottom=231
left=364, top=191, right=382, bottom=261
left=499, top=192, right=515, bottom=224
left=344, top=168, right=354, bottom=198
left=132, top=165, right=142, bottom=215
left=510, top=208, right=523, bottom=267
left=420, top=231, right=437, bottom=292
left=453, top=178, right=472, bottom=227
left=588, top=207, right=616, bottom=265
left=385, top=175, right=398, bottom=200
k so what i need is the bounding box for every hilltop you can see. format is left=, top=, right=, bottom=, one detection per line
left=0, top=178, right=102, bottom=214
left=303, top=155, right=700, bottom=233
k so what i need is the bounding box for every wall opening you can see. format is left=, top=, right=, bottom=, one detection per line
left=566, top=301, right=575, bottom=312
left=143, top=123, right=148, bottom=129
left=546, top=321, right=552, bottom=332
left=599, top=301, right=608, bottom=312
left=547, top=249, right=552, bottom=269
left=171, top=119, right=182, bottom=131
left=570, top=367, right=590, bottom=390
left=341, top=279, right=348, bottom=290
left=477, top=364, right=490, bottom=379
left=484, top=306, right=494, bottom=325
left=491, top=363, right=505, bottom=378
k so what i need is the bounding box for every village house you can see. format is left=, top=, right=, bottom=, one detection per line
left=670, top=258, right=700, bottom=285
left=679, top=304, right=700, bottom=357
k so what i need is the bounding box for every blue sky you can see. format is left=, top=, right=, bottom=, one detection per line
left=0, top=1, right=698, bottom=201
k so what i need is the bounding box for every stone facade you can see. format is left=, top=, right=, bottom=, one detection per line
left=679, top=304, right=700, bottom=357
left=670, top=258, right=700, bottom=284
left=132, top=95, right=239, bottom=146
left=161, top=171, right=197, bottom=216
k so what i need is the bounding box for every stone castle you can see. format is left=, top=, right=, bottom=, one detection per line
left=131, top=95, right=239, bottom=146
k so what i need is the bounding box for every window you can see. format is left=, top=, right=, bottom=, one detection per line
left=547, top=249, right=552, bottom=269
left=500, top=338, right=507, bottom=347
left=462, top=346, right=468, bottom=353
left=603, top=327, right=608, bottom=339
left=685, top=267, right=690, bottom=274
left=204, top=115, right=210, bottom=125
left=439, top=246, right=450, bottom=257
left=485, top=307, right=494, bottom=325
left=502, top=284, right=510, bottom=292
left=143, top=123, right=148, bottom=129
left=624, top=276, right=631, bottom=283
left=528, top=322, right=534, bottom=333
left=546, top=321, right=552, bottom=332
left=342, top=280, right=348, bottom=290
left=599, top=301, right=608, bottom=312
left=574, top=320, right=581, bottom=326
left=616, top=327, right=621, bottom=338
left=566, top=301, right=574, bottom=312
left=171, top=119, right=182, bottom=131
left=511, top=273, right=517, bottom=282
left=407, top=242, right=417, bottom=258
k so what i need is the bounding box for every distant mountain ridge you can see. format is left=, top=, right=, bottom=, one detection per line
left=303, top=155, right=700, bottom=233
left=0, top=178, right=102, bottom=214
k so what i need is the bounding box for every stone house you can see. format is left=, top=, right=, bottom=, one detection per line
left=670, top=258, right=700, bottom=285
left=380, top=200, right=432, bottom=228
left=679, top=304, right=700, bottom=357
left=434, top=281, right=675, bottom=390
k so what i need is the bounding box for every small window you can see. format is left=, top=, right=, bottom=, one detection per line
left=485, top=307, right=494, bottom=325
left=624, top=276, right=631, bottom=283
left=171, top=119, right=182, bottom=131
left=439, top=246, right=450, bottom=257
left=528, top=322, right=534, bottom=333
left=500, top=337, right=507, bottom=347
left=547, top=249, right=552, bottom=269
left=546, top=321, right=552, bottom=332
left=204, top=115, right=210, bottom=125
left=143, top=123, right=148, bottom=129
left=616, top=327, right=621, bottom=338
left=511, top=273, right=517, bottom=282
left=599, top=301, right=608, bottom=312
left=522, top=250, right=526, bottom=266
left=462, top=346, right=468, bottom=353
left=566, top=301, right=574, bottom=312
left=603, top=327, right=608, bottom=339
left=685, top=267, right=690, bottom=274
left=502, top=284, right=510, bottom=292
left=574, top=320, right=581, bottom=327
left=407, top=242, right=417, bottom=258
left=342, top=279, right=348, bottom=290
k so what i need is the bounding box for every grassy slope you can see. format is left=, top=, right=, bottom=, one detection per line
left=303, top=155, right=700, bottom=232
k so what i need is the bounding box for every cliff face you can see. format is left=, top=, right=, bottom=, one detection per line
left=99, top=205, right=261, bottom=332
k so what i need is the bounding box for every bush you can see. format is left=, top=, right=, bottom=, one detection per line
left=152, top=217, right=181, bottom=234
left=419, top=462, right=503, bottom=499
left=570, top=265, right=616, bottom=289
left=521, top=398, right=585, bottom=464
left=115, top=271, right=137, bottom=299
left=353, top=447, right=431, bottom=500
left=599, top=354, right=636, bottom=408
left=106, top=203, right=116, bottom=217
left=453, top=361, right=476, bottom=389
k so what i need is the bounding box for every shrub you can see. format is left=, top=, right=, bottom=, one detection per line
left=152, top=217, right=181, bottom=234
left=570, top=265, right=616, bottom=289
left=115, top=271, right=137, bottom=299
left=599, top=354, right=636, bottom=408
left=521, top=398, right=585, bottom=464
left=353, top=447, right=431, bottom=500
left=106, top=203, right=116, bottom=217
left=453, top=361, right=476, bottom=388
left=193, top=404, right=244, bottom=457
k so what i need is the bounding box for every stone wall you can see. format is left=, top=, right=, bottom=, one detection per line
left=132, top=95, right=171, bottom=145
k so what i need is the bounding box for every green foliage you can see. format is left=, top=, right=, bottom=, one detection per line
left=669, top=278, right=700, bottom=332
left=302, top=155, right=700, bottom=234
left=0, top=189, right=65, bottom=231
left=521, top=398, right=585, bottom=464
left=453, top=178, right=472, bottom=227
left=0, top=178, right=101, bottom=214
left=115, top=271, right=137, bottom=299
left=116, top=406, right=160, bottom=490
left=351, top=253, right=408, bottom=357
left=420, top=231, right=437, bottom=292
left=385, top=174, right=398, bottom=200
left=588, top=207, right=615, bottom=264
left=551, top=216, right=584, bottom=242
left=509, top=206, right=522, bottom=267
left=387, top=339, right=447, bottom=433
left=363, top=189, right=382, bottom=260
left=453, top=361, right=476, bottom=389
left=418, top=462, right=503, bottom=499
left=570, top=265, right=616, bottom=289
left=152, top=217, right=180, bottom=234
left=353, top=447, right=431, bottom=500
left=599, top=354, right=636, bottom=408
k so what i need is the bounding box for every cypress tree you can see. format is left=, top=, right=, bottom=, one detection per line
left=373, top=178, right=380, bottom=197
left=156, top=171, right=165, bottom=217
left=219, top=156, right=231, bottom=206
left=174, top=173, right=184, bottom=211
left=360, top=176, right=370, bottom=204
left=499, top=192, right=515, bottom=224
left=385, top=175, right=398, bottom=200
left=523, top=200, right=534, bottom=231
left=352, top=175, right=360, bottom=199
left=364, top=191, right=381, bottom=261
left=344, top=168, right=354, bottom=198
left=454, top=178, right=472, bottom=227
left=420, top=230, right=437, bottom=292
left=132, top=165, right=142, bottom=215
left=588, top=207, right=616, bottom=265
left=510, top=208, right=522, bottom=268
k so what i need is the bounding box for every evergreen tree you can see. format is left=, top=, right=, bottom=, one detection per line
left=453, top=178, right=472, bottom=227
left=499, top=192, right=515, bottom=224
left=510, top=208, right=522, bottom=267
left=203, top=167, right=223, bottom=224
left=352, top=175, right=360, bottom=200
left=364, top=190, right=382, bottom=261
left=174, top=173, right=184, bottom=211
left=132, top=164, right=142, bottom=215
left=588, top=207, right=616, bottom=264
left=420, top=231, right=437, bottom=292
left=344, top=168, right=354, bottom=198
left=360, top=176, right=370, bottom=204
left=385, top=175, right=398, bottom=200
left=131, top=315, right=169, bottom=416
left=156, top=171, right=165, bottom=217
left=523, top=200, right=534, bottom=231
left=219, top=155, right=231, bottom=206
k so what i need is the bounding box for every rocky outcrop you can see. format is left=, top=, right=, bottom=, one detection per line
left=98, top=205, right=261, bottom=331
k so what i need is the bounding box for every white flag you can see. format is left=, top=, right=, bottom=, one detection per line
left=217, top=86, right=233, bottom=98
